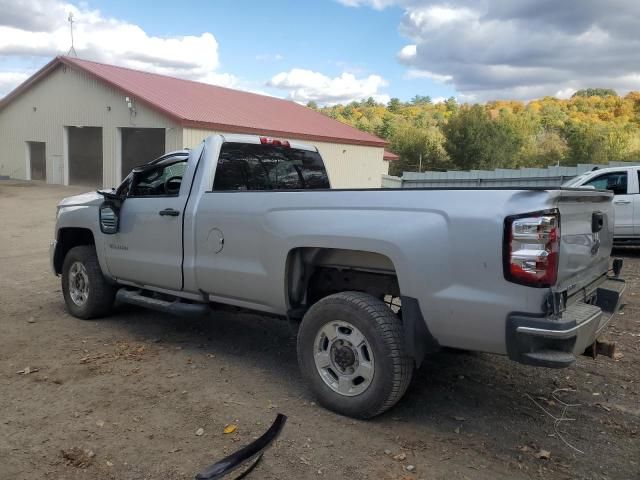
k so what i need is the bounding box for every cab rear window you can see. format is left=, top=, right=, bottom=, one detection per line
left=212, top=142, right=330, bottom=191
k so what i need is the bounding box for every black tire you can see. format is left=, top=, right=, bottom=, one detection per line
left=61, top=245, right=116, bottom=319
left=297, top=291, right=413, bottom=419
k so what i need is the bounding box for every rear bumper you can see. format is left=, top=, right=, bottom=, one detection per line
left=506, top=277, right=625, bottom=368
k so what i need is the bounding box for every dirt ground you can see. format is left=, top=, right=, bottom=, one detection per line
left=0, top=180, right=638, bottom=480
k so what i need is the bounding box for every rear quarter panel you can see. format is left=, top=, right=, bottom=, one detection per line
left=190, top=188, right=561, bottom=354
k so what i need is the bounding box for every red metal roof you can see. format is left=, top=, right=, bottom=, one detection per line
left=0, top=56, right=387, bottom=147
left=383, top=150, right=400, bottom=161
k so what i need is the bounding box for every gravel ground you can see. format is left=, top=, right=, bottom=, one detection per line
left=1, top=180, right=638, bottom=480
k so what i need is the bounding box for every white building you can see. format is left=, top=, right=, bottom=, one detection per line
left=0, top=56, right=392, bottom=189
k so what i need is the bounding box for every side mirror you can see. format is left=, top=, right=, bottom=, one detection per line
left=99, top=202, right=119, bottom=234
left=97, top=189, right=124, bottom=234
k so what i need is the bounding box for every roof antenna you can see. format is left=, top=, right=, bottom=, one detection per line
left=67, top=12, right=78, bottom=57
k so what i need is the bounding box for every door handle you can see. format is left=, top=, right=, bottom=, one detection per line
left=614, top=200, right=631, bottom=205
left=159, top=208, right=180, bottom=217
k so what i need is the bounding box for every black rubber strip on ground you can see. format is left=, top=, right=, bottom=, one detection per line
left=194, top=413, right=287, bottom=480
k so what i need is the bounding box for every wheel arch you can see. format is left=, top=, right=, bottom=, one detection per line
left=284, top=247, right=439, bottom=367
left=285, top=247, right=399, bottom=307
left=53, top=227, right=95, bottom=275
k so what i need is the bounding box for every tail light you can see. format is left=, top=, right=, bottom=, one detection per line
left=260, top=137, right=290, bottom=148
left=504, top=209, right=560, bottom=287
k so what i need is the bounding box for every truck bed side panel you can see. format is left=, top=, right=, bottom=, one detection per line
left=189, top=189, right=560, bottom=354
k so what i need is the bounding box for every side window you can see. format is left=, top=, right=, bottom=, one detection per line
left=585, top=172, right=628, bottom=195
left=213, top=142, right=330, bottom=191
left=129, top=161, right=187, bottom=197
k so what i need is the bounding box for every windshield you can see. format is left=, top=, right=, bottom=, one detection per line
left=562, top=172, right=592, bottom=187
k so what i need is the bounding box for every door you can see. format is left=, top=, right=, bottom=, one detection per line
left=28, top=141, right=46, bottom=180
left=583, top=170, right=633, bottom=237
left=121, top=128, right=166, bottom=179
left=104, top=157, right=189, bottom=290
left=193, top=141, right=331, bottom=309
left=68, top=126, right=103, bottom=186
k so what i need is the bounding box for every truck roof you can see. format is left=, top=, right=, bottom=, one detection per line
left=219, top=134, right=318, bottom=152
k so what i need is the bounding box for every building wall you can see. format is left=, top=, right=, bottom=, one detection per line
left=0, top=65, right=182, bottom=187
left=183, top=127, right=389, bottom=188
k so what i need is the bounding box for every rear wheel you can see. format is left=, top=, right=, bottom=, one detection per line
left=297, top=291, right=413, bottom=419
left=61, top=245, right=116, bottom=319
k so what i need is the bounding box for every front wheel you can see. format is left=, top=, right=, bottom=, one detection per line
left=61, top=245, right=116, bottom=319
left=297, top=291, right=414, bottom=419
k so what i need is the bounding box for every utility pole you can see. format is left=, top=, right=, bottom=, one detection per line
left=419, top=153, right=422, bottom=173
left=67, top=12, right=77, bottom=57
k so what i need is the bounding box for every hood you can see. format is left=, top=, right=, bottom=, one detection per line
left=57, top=191, right=104, bottom=208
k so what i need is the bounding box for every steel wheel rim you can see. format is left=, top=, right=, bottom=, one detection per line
left=313, top=320, right=375, bottom=397
left=68, top=261, right=89, bottom=307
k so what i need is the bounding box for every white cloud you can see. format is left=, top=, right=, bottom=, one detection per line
left=0, top=0, right=238, bottom=95
left=402, top=5, right=477, bottom=35
left=555, top=88, right=577, bottom=99
left=346, top=0, right=640, bottom=101
left=0, top=71, right=29, bottom=94
left=268, top=68, right=390, bottom=105
left=405, top=68, right=452, bottom=83
left=397, top=44, right=416, bottom=61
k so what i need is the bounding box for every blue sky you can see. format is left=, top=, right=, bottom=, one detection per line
left=0, top=0, right=455, bottom=103
left=0, top=0, right=638, bottom=103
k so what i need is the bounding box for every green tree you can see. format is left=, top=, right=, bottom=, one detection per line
left=376, top=114, right=397, bottom=139
left=442, top=105, right=495, bottom=169
left=572, top=88, right=618, bottom=98
left=539, top=102, right=569, bottom=130
left=306, top=100, right=318, bottom=110
left=410, top=95, right=431, bottom=105
left=389, top=124, right=450, bottom=176
left=442, top=106, right=531, bottom=169
left=564, top=122, right=610, bottom=164
left=492, top=110, right=536, bottom=167
left=524, top=130, right=569, bottom=167
left=355, top=116, right=373, bottom=133
left=387, top=98, right=402, bottom=112
left=364, top=96, right=377, bottom=107
left=445, top=96, right=458, bottom=115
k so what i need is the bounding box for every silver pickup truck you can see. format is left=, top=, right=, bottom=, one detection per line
left=51, top=134, right=625, bottom=418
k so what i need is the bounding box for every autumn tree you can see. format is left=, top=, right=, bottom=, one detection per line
left=315, top=89, right=640, bottom=175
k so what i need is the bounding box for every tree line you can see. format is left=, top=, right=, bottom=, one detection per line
left=309, top=89, right=640, bottom=176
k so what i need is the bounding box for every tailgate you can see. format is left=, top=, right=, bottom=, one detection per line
left=554, top=189, right=614, bottom=297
